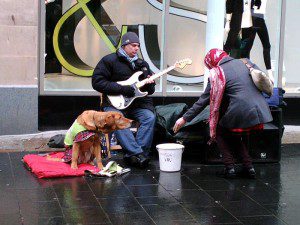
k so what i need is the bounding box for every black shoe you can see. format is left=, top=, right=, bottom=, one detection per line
left=216, top=167, right=236, bottom=179
left=124, top=154, right=150, bottom=168
left=137, top=154, right=150, bottom=168
left=240, top=167, right=256, bottom=179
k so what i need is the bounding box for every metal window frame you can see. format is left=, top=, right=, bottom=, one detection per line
left=276, top=0, right=285, bottom=89
left=276, top=0, right=300, bottom=97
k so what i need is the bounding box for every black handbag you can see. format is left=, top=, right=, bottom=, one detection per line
left=47, top=134, right=65, bottom=148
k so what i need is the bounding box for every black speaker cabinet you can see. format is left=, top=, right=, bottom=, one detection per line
left=249, top=123, right=281, bottom=163
left=204, top=108, right=282, bottom=164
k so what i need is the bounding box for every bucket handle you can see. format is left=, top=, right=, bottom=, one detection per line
left=176, top=140, right=185, bottom=152
left=176, top=140, right=183, bottom=145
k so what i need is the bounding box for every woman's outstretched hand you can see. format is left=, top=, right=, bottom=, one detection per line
left=173, top=117, right=186, bottom=133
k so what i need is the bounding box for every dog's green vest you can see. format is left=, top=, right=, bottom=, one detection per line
left=64, top=120, right=87, bottom=146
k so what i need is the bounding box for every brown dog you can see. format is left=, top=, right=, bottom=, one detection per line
left=67, top=110, right=132, bottom=170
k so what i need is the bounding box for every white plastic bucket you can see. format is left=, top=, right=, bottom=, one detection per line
left=156, top=143, right=184, bottom=172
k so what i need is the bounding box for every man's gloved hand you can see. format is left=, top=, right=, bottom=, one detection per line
left=121, top=85, right=135, bottom=97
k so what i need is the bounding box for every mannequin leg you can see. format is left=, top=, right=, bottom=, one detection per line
left=224, top=29, right=240, bottom=54
left=241, top=27, right=256, bottom=58
left=256, top=17, right=272, bottom=70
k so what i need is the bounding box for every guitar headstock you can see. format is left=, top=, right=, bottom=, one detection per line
left=174, top=58, right=193, bottom=69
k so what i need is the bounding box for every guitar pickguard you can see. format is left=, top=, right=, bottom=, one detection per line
left=121, top=84, right=148, bottom=108
left=107, top=59, right=192, bottom=109
left=107, top=80, right=148, bottom=110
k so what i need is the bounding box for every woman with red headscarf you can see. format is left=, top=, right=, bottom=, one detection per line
left=173, top=48, right=272, bottom=178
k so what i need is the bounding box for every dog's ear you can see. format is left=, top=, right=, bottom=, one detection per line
left=102, top=114, right=114, bottom=128
left=113, top=113, right=122, bottom=120
left=94, top=112, right=107, bottom=128
left=77, top=110, right=97, bottom=130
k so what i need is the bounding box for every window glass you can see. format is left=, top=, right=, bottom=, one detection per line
left=42, top=0, right=164, bottom=93
left=283, top=0, right=300, bottom=93
left=165, top=0, right=207, bottom=93
left=223, top=0, right=282, bottom=88
left=42, top=0, right=285, bottom=96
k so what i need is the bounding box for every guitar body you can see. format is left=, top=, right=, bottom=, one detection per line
left=106, top=58, right=192, bottom=110
left=107, top=71, right=148, bottom=110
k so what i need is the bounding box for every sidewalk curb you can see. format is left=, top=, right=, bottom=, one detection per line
left=0, top=130, right=67, bottom=141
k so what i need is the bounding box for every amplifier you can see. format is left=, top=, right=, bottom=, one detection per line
left=204, top=108, right=282, bottom=164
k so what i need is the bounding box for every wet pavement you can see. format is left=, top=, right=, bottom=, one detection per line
left=0, top=135, right=300, bottom=225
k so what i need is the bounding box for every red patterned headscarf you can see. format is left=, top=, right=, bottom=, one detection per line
left=204, top=49, right=228, bottom=144
left=204, top=48, right=228, bottom=69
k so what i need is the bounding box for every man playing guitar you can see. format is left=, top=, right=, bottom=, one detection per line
left=92, top=31, right=155, bottom=168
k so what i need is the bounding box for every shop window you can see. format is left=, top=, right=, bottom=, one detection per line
left=40, top=0, right=286, bottom=97
left=223, top=0, right=283, bottom=90
left=41, top=0, right=165, bottom=94
left=283, top=0, right=300, bottom=94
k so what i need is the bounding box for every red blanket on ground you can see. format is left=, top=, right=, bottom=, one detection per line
left=23, top=152, right=98, bottom=179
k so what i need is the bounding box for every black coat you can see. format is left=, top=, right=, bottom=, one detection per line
left=183, top=57, right=272, bottom=129
left=92, top=51, right=156, bottom=112
left=226, top=0, right=244, bottom=31
left=226, top=0, right=261, bottom=30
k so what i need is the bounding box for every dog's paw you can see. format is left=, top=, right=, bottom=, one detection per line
left=97, top=163, right=104, bottom=170
left=71, top=163, right=78, bottom=170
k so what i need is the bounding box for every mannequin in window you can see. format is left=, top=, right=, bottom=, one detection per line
left=224, top=0, right=255, bottom=54
left=241, top=0, right=274, bottom=82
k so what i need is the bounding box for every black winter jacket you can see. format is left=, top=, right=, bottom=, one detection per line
left=92, top=51, right=156, bottom=112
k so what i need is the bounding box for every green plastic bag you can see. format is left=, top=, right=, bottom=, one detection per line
left=155, top=103, right=210, bottom=144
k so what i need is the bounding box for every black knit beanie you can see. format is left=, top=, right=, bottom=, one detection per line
left=121, top=32, right=140, bottom=46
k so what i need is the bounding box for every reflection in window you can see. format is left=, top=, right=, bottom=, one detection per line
left=223, top=0, right=281, bottom=90
left=43, top=0, right=164, bottom=93
left=163, top=0, right=208, bottom=93
left=283, top=0, right=300, bottom=93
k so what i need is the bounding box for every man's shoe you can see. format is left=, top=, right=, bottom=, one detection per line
left=136, top=154, right=150, bottom=168
left=124, top=155, right=138, bottom=166
left=216, top=167, right=236, bottom=179
left=124, top=154, right=150, bottom=168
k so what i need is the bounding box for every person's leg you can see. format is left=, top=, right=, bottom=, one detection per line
left=235, top=133, right=255, bottom=178
left=216, top=128, right=236, bottom=178
left=239, top=134, right=253, bottom=168
left=256, top=17, right=272, bottom=70
left=103, top=106, right=143, bottom=157
left=216, top=127, right=235, bottom=169
left=129, top=108, right=156, bottom=155
left=241, top=27, right=256, bottom=58
left=224, top=29, right=241, bottom=54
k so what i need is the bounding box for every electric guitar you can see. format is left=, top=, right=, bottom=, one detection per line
left=107, top=58, right=192, bottom=110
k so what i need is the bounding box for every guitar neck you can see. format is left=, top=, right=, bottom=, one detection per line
left=136, top=65, right=175, bottom=88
